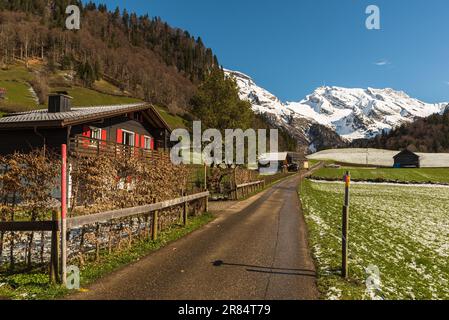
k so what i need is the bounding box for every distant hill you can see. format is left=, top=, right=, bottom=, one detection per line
left=352, top=109, right=449, bottom=153
left=0, top=0, right=218, bottom=113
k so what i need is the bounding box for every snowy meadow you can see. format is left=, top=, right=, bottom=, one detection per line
left=301, top=180, right=449, bottom=300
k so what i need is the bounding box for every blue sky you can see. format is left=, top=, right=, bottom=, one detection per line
left=91, top=0, right=449, bottom=103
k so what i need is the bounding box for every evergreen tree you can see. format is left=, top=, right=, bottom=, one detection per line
left=190, top=68, right=253, bottom=132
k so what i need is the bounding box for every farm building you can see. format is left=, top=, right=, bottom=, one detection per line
left=258, top=152, right=307, bottom=174
left=258, top=152, right=288, bottom=174
left=393, top=149, right=421, bottom=168
left=0, top=93, right=172, bottom=157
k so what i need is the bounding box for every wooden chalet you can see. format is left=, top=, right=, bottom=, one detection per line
left=393, top=149, right=420, bottom=168
left=0, top=93, right=172, bottom=159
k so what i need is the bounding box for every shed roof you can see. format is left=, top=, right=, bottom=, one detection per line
left=0, top=103, right=171, bottom=131
left=393, top=149, right=420, bottom=159
left=259, top=152, right=288, bottom=162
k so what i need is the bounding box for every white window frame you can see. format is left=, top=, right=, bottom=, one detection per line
left=143, top=135, right=152, bottom=150
left=90, top=127, right=102, bottom=147
left=91, top=127, right=102, bottom=140
left=122, top=129, right=135, bottom=147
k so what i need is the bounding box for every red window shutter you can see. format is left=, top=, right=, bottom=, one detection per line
left=150, top=138, right=155, bottom=150
left=82, top=125, right=91, bottom=137
left=135, top=133, right=140, bottom=148
left=101, top=129, right=107, bottom=141
left=101, top=129, right=107, bottom=147
left=141, top=135, right=145, bottom=149
left=82, top=126, right=91, bottom=148
left=116, top=129, right=123, bottom=144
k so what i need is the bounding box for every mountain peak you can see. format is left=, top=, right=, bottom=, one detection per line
left=225, top=69, right=447, bottom=149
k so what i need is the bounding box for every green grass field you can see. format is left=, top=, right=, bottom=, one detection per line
left=51, top=86, right=141, bottom=107
left=0, top=65, right=37, bottom=111
left=0, top=80, right=37, bottom=109
left=311, top=167, right=449, bottom=184
left=154, top=106, right=188, bottom=130
left=301, top=180, right=449, bottom=300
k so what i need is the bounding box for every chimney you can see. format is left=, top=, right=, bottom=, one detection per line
left=48, top=91, right=73, bottom=113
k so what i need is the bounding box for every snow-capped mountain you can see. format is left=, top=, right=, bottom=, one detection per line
left=225, top=69, right=448, bottom=150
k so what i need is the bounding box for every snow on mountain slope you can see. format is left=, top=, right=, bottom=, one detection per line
left=225, top=69, right=448, bottom=146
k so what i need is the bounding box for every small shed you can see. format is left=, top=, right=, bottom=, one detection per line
left=258, top=152, right=289, bottom=174
left=393, top=149, right=420, bottom=168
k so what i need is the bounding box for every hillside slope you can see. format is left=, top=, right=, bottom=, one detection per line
left=354, top=110, right=449, bottom=153
left=0, top=1, right=218, bottom=112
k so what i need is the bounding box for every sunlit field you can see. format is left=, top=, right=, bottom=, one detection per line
left=301, top=180, right=449, bottom=300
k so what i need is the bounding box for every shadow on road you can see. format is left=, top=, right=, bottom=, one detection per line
left=212, top=260, right=316, bottom=277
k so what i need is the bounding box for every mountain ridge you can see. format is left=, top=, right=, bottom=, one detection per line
left=225, top=69, right=448, bottom=151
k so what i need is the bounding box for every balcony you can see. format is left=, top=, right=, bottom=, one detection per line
left=69, top=136, right=170, bottom=162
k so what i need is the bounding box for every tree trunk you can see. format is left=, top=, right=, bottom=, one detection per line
left=40, top=230, right=45, bottom=264
left=26, top=232, right=34, bottom=269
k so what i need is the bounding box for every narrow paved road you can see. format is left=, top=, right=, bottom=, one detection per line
left=71, top=174, right=319, bottom=300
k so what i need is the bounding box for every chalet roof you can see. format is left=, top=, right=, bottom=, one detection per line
left=0, top=103, right=171, bottom=131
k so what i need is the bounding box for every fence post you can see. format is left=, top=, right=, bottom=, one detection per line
left=204, top=163, right=207, bottom=191
left=183, top=197, right=188, bottom=226
left=61, top=144, right=68, bottom=286
left=342, top=171, right=350, bottom=279
left=205, top=195, right=209, bottom=213
left=50, top=211, right=60, bottom=284
left=152, top=210, right=158, bottom=241
left=233, top=168, right=237, bottom=200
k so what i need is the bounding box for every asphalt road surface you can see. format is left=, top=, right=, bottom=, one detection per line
left=70, top=174, right=319, bottom=300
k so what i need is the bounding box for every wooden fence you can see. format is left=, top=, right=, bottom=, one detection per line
left=0, top=191, right=209, bottom=283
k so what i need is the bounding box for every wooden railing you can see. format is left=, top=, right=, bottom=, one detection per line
left=66, top=191, right=210, bottom=229
left=69, top=136, right=170, bottom=162
left=230, top=180, right=265, bottom=200
left=0, top=190, right=210, bottom=282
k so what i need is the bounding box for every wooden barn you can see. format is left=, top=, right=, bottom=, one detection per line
left=393, top=149, right=420, bottom=168
left=0, top=93, right=172, bottom=158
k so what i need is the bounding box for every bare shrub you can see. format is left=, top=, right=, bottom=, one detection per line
left=29, top=76, right=49, bottom=105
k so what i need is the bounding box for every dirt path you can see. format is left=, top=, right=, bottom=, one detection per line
left=69, top=173, right=319, bottom=300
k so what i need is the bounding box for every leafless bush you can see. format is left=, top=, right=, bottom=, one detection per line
left=0, top=150, right=60, bottom=269
left=29, top=76, right=49, bottom=105
left=0, top=149, right=203, bottom=270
